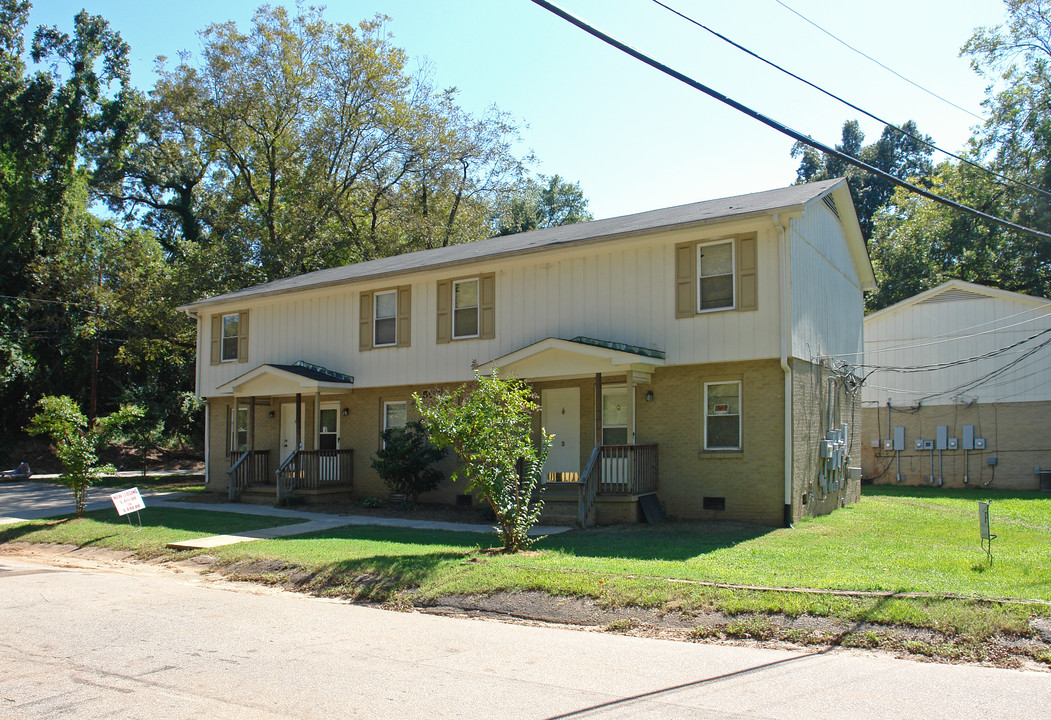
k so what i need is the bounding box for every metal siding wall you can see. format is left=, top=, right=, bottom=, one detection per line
left=863, top=295, right=1051, bottom=406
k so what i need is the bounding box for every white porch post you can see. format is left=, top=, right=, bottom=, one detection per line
left=626, top=373, right=636, bottom=445
left=314, top=389, right=321, bottom=451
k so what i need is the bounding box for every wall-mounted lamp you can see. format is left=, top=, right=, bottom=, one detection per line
left=645, top=391, right=654, bottom=403
left=267, top=410, right=275, bottom=419
left=342, top=407, right=350, bottom=417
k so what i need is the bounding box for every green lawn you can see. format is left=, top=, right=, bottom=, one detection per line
left=3, top=485, right=1049, bottom=657
left=0, top=507, right=304, bottom=557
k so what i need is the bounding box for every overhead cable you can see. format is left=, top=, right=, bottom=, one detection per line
left=529, top=0, right=1051, bottom=242
left=652, top=0, right=1051, bottom=201
left=774, top=0, right=985, bottom=122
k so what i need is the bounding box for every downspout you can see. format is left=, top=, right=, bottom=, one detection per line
left=774, top=213, right=793, bottom=527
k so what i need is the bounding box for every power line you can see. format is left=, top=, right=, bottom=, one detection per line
left=858, top=328, right=1051, bottom=375
left=529, top=0, right=1051, bottom=242
left=774, top=0, right=985, bottom=123
left=652, top=0, right=1051, bottom=202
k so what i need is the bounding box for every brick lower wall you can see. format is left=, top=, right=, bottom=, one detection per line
left=788, top=359, right=862, bottom=524
left=860, top=401, right=1051, bottom=490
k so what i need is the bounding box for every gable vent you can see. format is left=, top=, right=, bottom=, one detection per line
left=919, top=288, right=989, bottom=304
left=821, top=195, right=840, bottom=220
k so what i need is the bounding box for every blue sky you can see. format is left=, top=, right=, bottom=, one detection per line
left=28, top=0, right=1007, bottom=220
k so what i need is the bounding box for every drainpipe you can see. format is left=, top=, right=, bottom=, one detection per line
left=774, top=213, right=793, bottom=526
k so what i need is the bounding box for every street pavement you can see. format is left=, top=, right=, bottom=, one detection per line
left=0, top=551, right=1048, bottom=720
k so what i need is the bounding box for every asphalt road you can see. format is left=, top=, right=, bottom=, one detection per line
left=0, top=551, right=1048, bottom=720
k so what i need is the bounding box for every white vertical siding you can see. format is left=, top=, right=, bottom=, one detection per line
left=196, top=214, right=867, bottom=396
left=863, top=290, right=1051, bottom=406
left=789, top=203, right=865, bottom=364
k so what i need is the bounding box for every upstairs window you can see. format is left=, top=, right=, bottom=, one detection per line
left=221, top=313, right=240, bottom=361
left=374, top=290, right=397, bottom=347
left=697, top=240, right=734, bottom=312
left=453, top=278, right=480, bottom=339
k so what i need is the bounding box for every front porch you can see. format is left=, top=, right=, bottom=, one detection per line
left=215, top=361, right=357, bottom=504
left=480, top=336, right=666, bottom=527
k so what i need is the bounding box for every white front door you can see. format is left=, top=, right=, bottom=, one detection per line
left=541, top=388, right=580, bottom=481
left=280, top=403, right=299, bottom=464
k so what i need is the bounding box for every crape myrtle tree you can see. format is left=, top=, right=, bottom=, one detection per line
left=414, top=370, right=551, bottom=552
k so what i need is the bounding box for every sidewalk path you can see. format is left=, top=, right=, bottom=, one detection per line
left=0, top=481, right=570, bottom=547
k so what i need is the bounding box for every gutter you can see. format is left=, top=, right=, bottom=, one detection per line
left=774, top=213, right=793, bottom=526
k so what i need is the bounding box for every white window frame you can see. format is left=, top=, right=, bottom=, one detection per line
left=221, top=312, right=240, bottom=362
left=382, top=400, right=408, bottom=448
left=697, top=239, right=735, bottom=313
left=373, top=290, right=397, bottom=347
left=452, top=277, right=480, bottom=340
left=230, top=406, right=249, bottom=453
left=704, top=381, right=741, bottom=451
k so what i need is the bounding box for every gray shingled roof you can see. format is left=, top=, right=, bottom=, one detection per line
left=179, top=178, right=844, bottom=311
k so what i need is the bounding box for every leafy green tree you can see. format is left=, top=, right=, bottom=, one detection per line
left=414, top=370, right=551, bottom=552
left=110, top=6, right=531, bottom=282
left=26, top=395, right=142, bottom=517
left=791, top=119, right=933, bottom=238
left=495, top=174, right=593, bottom=236
left=370, top=420, right=446, bottom=501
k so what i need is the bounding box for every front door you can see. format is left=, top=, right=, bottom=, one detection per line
left=541, top=388, right=580, bottom=482
left=280, top=403, right=300, bottom=465
left=318, top=402, right=341, bottom=481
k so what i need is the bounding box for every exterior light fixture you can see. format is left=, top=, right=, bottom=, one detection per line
left=645, top=391, right=654, bottom=402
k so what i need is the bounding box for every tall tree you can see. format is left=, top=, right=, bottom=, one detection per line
left=791, top=119, right=933, bottom=238
left=109, top=7, right=532, bottom=284
left=494, top=174, right=593, bottom=236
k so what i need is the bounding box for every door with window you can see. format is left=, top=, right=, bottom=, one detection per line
left=601, top=387, right=630, bottom=486
left=318, top=402, right=341, bottom=481
left=541, top=388, right=580, bottom=482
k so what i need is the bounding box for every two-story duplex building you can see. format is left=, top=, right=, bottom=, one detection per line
left=178, top=178, right=875, bottom=527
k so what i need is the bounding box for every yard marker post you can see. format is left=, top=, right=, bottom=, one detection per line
left=978, top=501, right=996, bottom=564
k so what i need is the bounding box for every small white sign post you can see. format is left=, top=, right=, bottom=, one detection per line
left=111, top=487, right=145, bottom=528
left=978, top=500, right=996, bottom=564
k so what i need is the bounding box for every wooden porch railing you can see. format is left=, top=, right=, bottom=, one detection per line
left=228, top=450, right=270, bottom=501
left=597, top=444, right=659, bottom=495
left=576, top=445, right=601, bottom=527
left=275, top=449, right=354, bottom=503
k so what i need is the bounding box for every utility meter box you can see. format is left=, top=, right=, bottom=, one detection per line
left=947, top=437, right=959, bottom=450
left=921, top=439, right=934, bottom=450
left=915, top=438, right=925, bottom=450
left=883, top=440, right=894, bottom=451
left=893, top=426, right=906, bottom=451
left=936, top=425, right=948, bottom=450
left=962, top=425, right=975, bottom=450
left=974, top=437, right=987, bottom=450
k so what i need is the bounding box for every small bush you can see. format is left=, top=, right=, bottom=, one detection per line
left=361, top=496, right=384, bottom=509
left=371, top=421, right=446, bottom=501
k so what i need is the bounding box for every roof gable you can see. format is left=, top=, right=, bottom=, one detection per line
left=866, top=280, right=1051, bottom=323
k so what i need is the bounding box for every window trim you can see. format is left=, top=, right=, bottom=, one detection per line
left=696, top=239, right=735, bottom=313
left=381, top=400, right=409, bottom=449
left=221, top=312, right=240, bottom=362
left=601, top=385, right=629, bottom=446
left=703, top=380, right=742, bottom=451
left=452, top=277, right=481, bottom=340
left=373, top=290, right=398, bottom=348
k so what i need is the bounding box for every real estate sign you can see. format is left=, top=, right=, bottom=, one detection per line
left=110, top=487, right=145, bottom=516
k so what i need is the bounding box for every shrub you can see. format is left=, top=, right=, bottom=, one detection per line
left=371, top=421, right=446, bottom=501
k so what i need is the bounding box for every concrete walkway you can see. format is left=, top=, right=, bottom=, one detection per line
left=0, top=480, right=571, bottom=548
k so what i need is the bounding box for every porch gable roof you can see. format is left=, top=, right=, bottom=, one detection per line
left=478, top=337, right=665, bottom=381
left=215, top=362, right=355, bottom=397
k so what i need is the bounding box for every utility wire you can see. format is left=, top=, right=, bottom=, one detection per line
left=774, top=0, right=985, bottom=122
left=858, top=328, right=1051, bottom=374
left=652, top=0, right=1051, bottom=201
left=529, top=0, right=1051, bottom=242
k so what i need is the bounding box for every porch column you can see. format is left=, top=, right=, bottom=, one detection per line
left=626, top=373, right=636, bottom=445
left=295, top=393, right=302, bottom=450
left=594, top=373, right=602, bottom=446
left=314, top=389, right=321, bottom=451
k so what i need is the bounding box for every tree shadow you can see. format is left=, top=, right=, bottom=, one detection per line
left=533, top=521, right=777, bottom=562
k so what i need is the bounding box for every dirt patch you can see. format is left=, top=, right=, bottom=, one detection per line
left=3, top=542, right=1049, bottom=672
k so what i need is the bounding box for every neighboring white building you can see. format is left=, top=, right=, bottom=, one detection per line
left=860, top=280, right=1051, bottom=490
left=178, top=179, right=875, bottom=526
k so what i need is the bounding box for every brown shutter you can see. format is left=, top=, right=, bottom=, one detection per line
left=436, top=279, right=452, bottom=344
left=359, top=291, right=373, bottom=352
left=237, top=309, right=249, bottom=362
left=479, top=273, right=496, bottom=339
left=210, top=314, right=221, bottom=365
left=675, top=241, right=696, bottom=318
left=397, top=285, right=412, bottom=347
left=737, top=235, right=757, bottom=312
